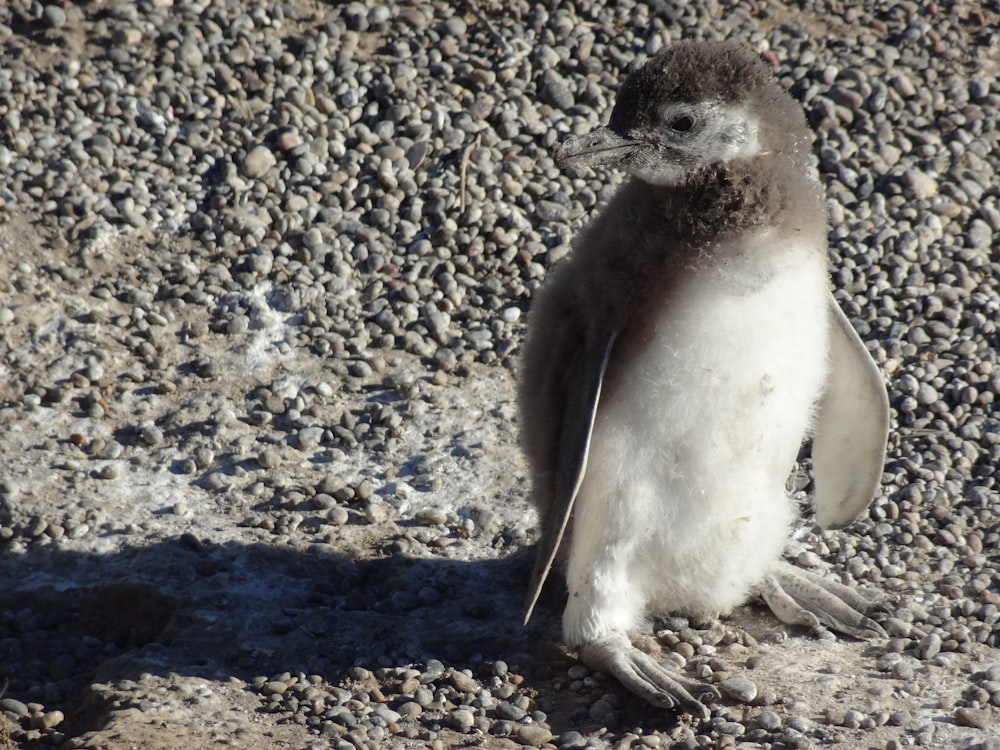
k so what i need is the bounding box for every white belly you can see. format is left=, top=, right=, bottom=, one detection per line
left=563, top=241, right=829, bottom=647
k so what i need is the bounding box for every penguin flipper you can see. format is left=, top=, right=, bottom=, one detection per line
left=811, top=295, right=889, bottom=529
left=523, top=331, right=616, bottom=625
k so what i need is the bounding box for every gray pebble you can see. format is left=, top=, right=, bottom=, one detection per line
left=257, top=448, right=282, bottom=469
left=139, top=421, right=164, bottom=446
left=719, top=675, right=757, bottom=703
left=43, top=4, right=67, bottom=27
left=326, top=507, right=349, bottom=525
left=1, top=698, right=28, bottom=716
left=558, top=731, right=587, bottom=749
left=177, top=39, right=204, bottom=68
left=917, top=633, right=942, bottom=660
left=517, top=724, right=554, bottom=746
left=892, top=660, right=915, bottom=681
left=312, top=493, right=336, bottom=510
left=97, top=464, right=120, bottom=480
left=496, top=701, right=526, bottom=721
left=242, top=145, right=277, bottom=179
left=756, top=710, right=781, bottom=730
left=904, top=169, right=939, bottom=200
left=295, top=427, right=324, bottom=451
left=953, top=707, right=990, bottom=729
left=397, top=701, right=422, bottom=718
left=414, top=508, right=447, bottom=526
left=448, top=708, right=475, bottom=732
left=889, top=709, right=911, bottom=726
left=450, top=670, right=479, bottom=694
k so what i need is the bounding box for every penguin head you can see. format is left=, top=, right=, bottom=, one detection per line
left=555, top=41, right=810, bottom=186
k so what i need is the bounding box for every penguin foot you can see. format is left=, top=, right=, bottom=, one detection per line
left=577, top=632, right=718, bottom=720
left=759, top=561, right=887, bottom=639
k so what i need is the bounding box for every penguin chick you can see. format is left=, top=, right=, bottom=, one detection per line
left=519, top=41, right=890, bottom=718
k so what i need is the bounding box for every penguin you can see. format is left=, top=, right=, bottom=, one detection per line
left=518, top=41, right=890, bottom=717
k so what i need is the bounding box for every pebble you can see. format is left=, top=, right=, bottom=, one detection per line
left=35, top=710, right=64, bottom=730
left=917, top=633, right=942, bottom=660
left=42, top=5, right=66, bottom=27
left=517, top=724, right=554, bottom=746
left=756, top=710, right=781, bottom=730
left=954, top=707, right=991, bottom=729
left=448, top=708, right=475, bottom=732
left=257, top=448, right=282, bottom=469
left=719, top=676, right=758, bottom=703
left=242, top=145, right=277, bottom=179
left=450, top=670, right=479, bottom=694
left=1, top=699, right=28, bottom=716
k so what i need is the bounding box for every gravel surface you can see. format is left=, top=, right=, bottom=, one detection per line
left=1, top=0, right=1000, bottom=748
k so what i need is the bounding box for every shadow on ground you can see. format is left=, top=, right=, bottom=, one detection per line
left=0, top=534, right=570, bottom=742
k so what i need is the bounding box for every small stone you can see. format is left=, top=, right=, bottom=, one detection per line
left=558, top=730, right=587, bottom=749
left=355, top=480, right=374, bottom=501
left=889, top=709, right=911, bottom=726
left=177, top=39, right=204, bottom=68
left=719, top=675, right=758, bottom=703
left=139, top=421, right=164, bottom=446
left=891, top=660, right=915, bottom=681
left=796, top=550, right=820, bottom=567
left=917, top=633, right=942, bottom=660
left=257, top=448, right=282, bottom=469
left=517, top=724, right=553, bottom=746
left=43, top=5, right=67, bottom=27
left=422, top=659, right=445, bottom=682
left=112, top=27, right=142, bottom=46
left=263, top=681, right=288, bottom=695
left=496, top=701, right=526, bottom=721
left=295, top=427, right=324, bottom=451
left=327, top=507, right=349, bottom=525
left=242, top=145, right=277, bottom=179
left=716, top=721, right=745, bottom=736
left=97, top=464, right=120, bottom=480
left=348, top=359, right=373, bottom=378
left=37, top=710, right=64, bottom=730
left=448, top=708, right=475, bottom=732
left=312, top=493, right=336, bottom=510
left=1, top=699, right=28, bottom=716
left=450, top=670, right=479, bottom=694
left=883, top=617, right=911, bottom=638
left=954, top=707, right=990, bottom=729
left=905, top=169, right=939, bottom=200
left=539, top=79, right=574, bottom=109
left=967, top=219, right=993, bottom=250
left=415, top=508, right=448, bottom=526
left=276, top=129, right=303, bottom=151
left=756, top=710, right=781, bottom=730
left=405, top=140, right=430, bottom=169
left=397, top=701, right=422, bottom=718
left=843, top=709, right=866, bottom=729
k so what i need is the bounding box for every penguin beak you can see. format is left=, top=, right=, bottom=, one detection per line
left=554, top=126, right=639, bottom=170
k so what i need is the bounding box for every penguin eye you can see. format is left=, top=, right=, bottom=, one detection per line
left=668, top=114, right=695, bottom=132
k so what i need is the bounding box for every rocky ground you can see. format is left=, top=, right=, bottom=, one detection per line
left=1, top=0, right=1000, bottom=748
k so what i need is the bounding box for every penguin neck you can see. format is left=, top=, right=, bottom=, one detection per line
left=627, top=152, right=823, bottom=246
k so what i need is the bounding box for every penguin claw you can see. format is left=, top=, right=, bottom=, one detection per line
left=577, top=633, right=713, bottom=720
left=760, top=560, right=888, bottom=639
